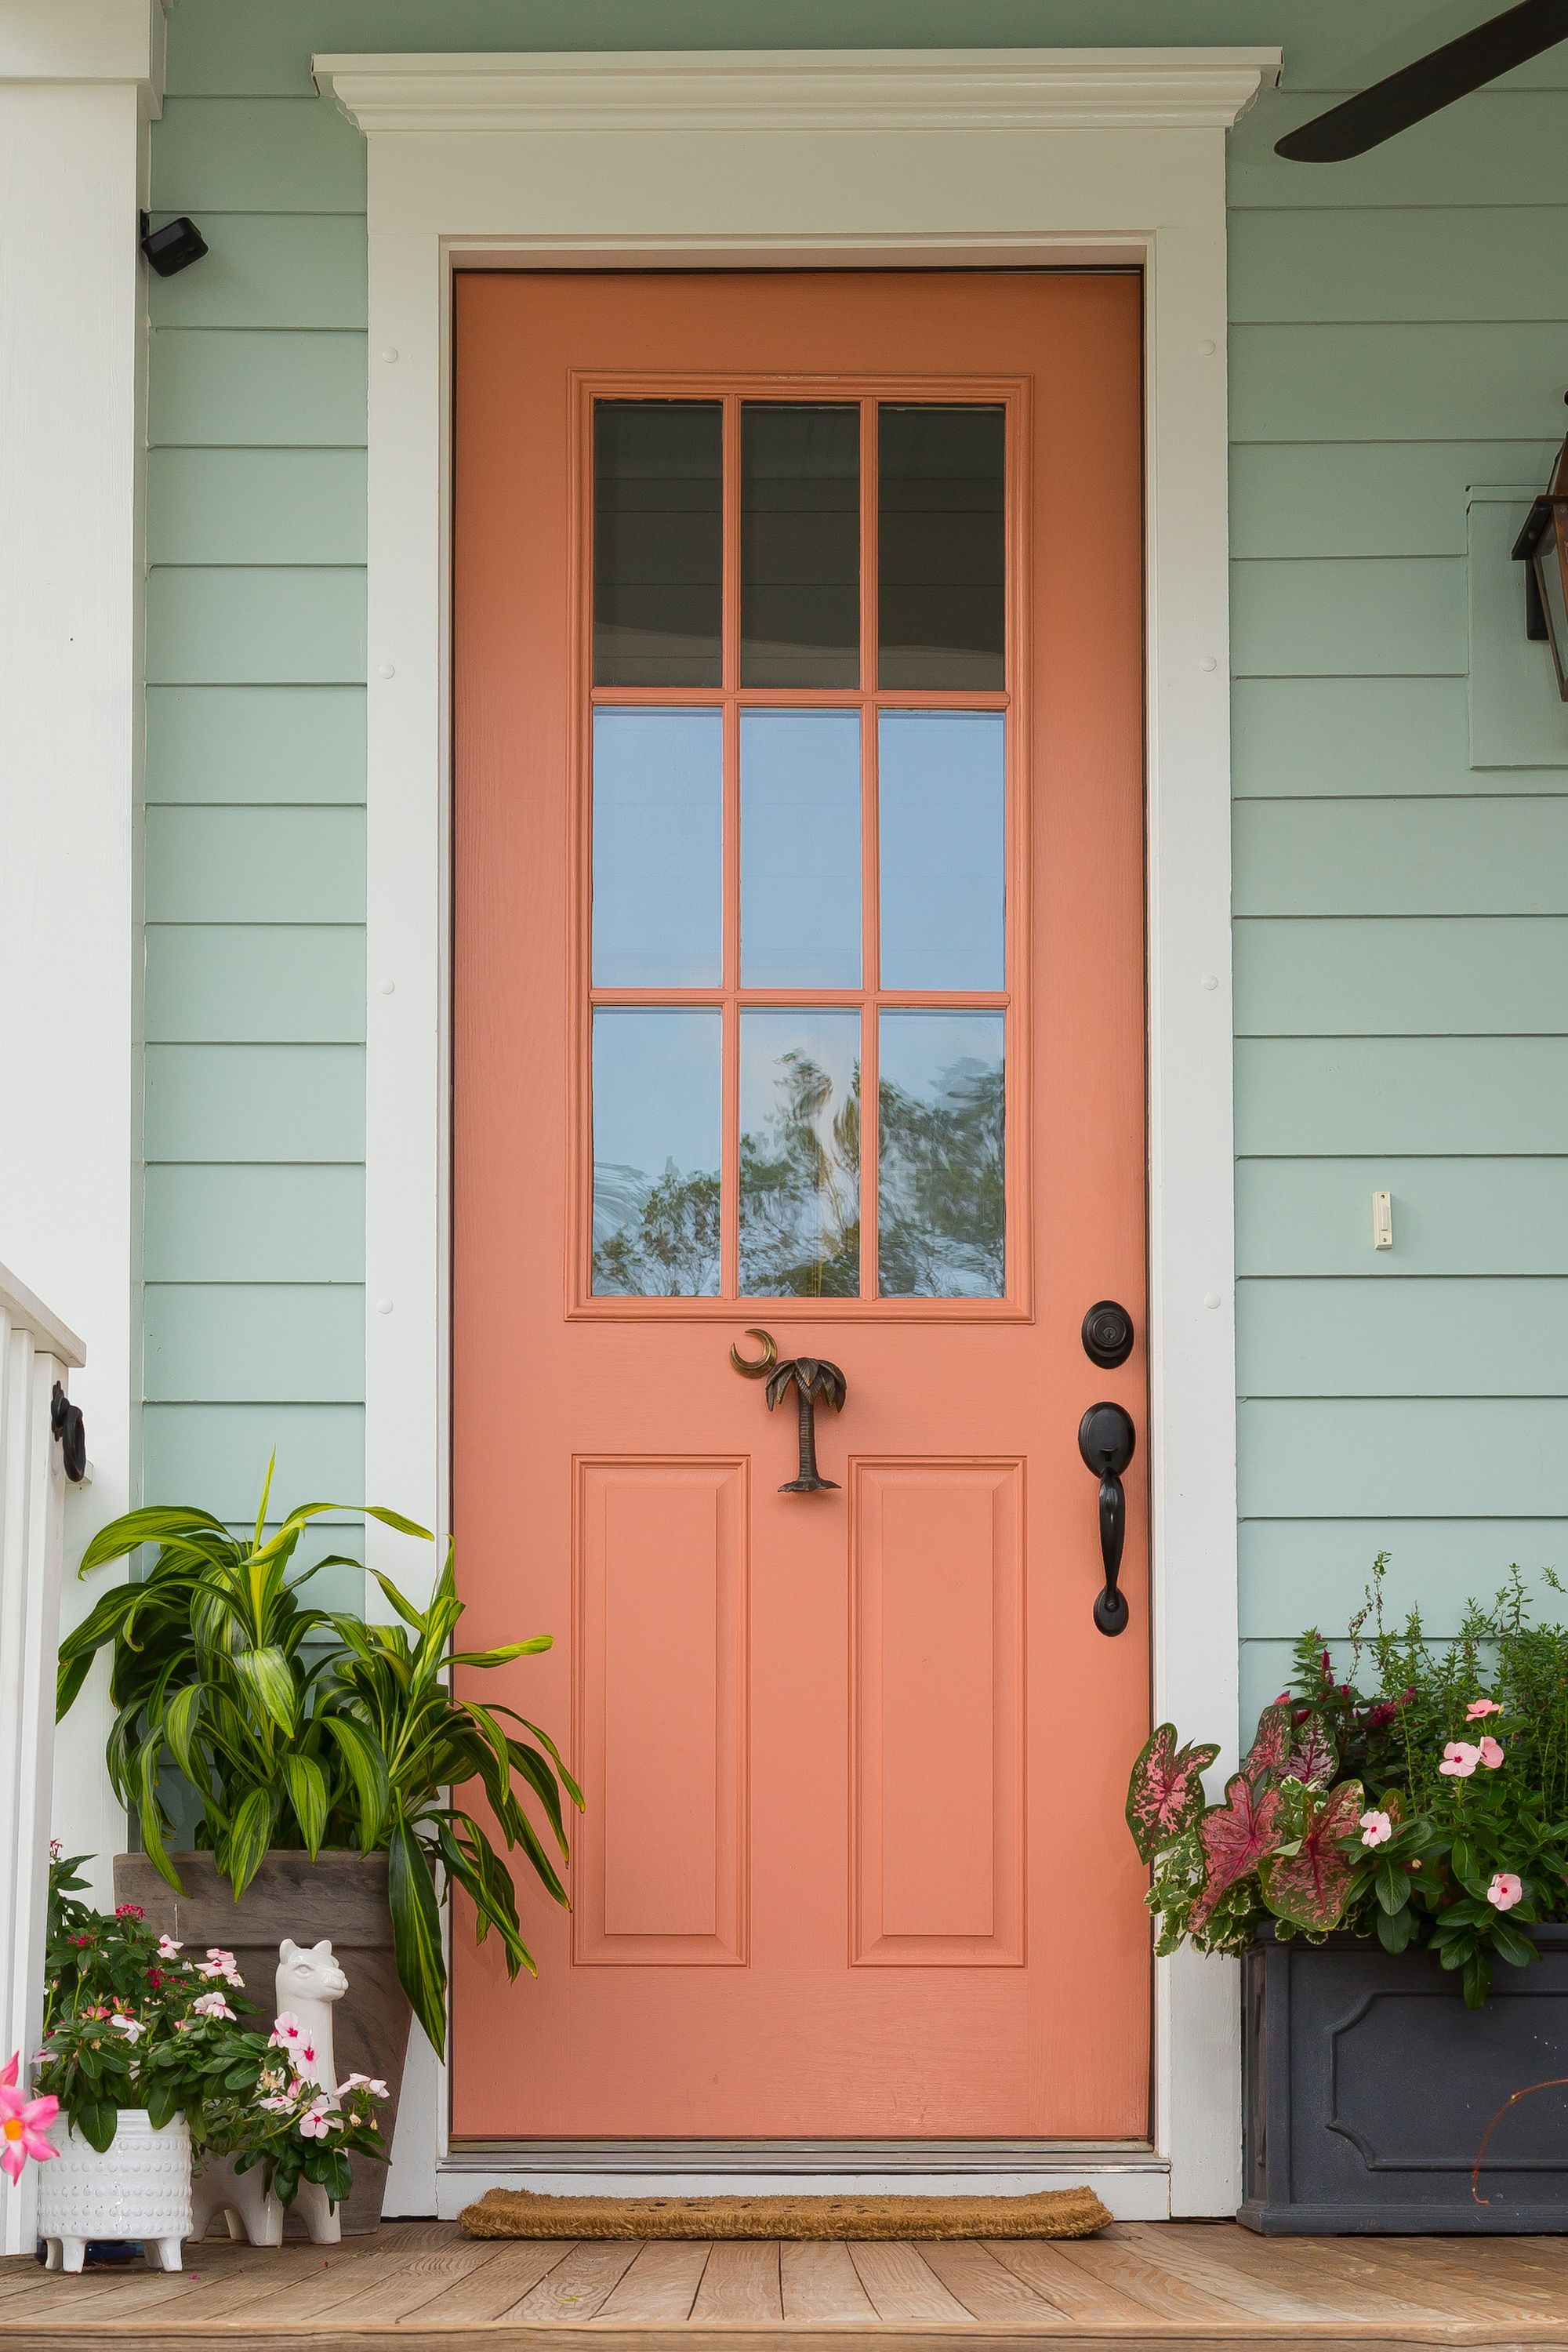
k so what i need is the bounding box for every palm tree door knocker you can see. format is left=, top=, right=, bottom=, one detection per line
left=729, top=1328, right=848, bottom=1494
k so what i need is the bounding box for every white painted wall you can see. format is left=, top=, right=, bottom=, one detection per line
left=0, top=0, right=164, bottom=1901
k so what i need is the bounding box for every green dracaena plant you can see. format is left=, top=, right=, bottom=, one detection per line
left=57, top=1460, right=582, bottom=2051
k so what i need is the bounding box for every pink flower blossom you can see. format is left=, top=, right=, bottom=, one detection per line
left=191, top=1992, right=235, bottom=2022
left=1488, top=1872, right=1523, bottom=1912
left=270, top=2013, right=303, bottom=2049
left=1478, top=1737, right=1505, bottom=1769
left=157, top=1935, right=183, bottom=1959
left=49, top=1840, right=62, bottom=1861
left=1359, top=1809, right=1393, bottom=1847
left=114, top=1903, right=144, bottom=1920
left=257, top=2094, right=294, bottom=2114
left=339, top=2074, right=389, bottom=2099
left=109, top=2013, right=143, bottom=2042
left=1439, top=1741, right=1481, bottom=1778
left=0, top=2057, right=59, bottom=2184
left=298, top=2097, right=334, bottom=2141
left=1466, top=1698, right=1502, bottom=1721
left=199, top=1948, right=242, bottom=1985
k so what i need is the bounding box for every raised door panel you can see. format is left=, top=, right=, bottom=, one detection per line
left=851, top=1458, right=1024, bottom=1965
left=574, top=1458, right=748, bottom=1964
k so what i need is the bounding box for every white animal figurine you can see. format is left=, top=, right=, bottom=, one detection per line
left=187, top=1938, right=349, bottom=2249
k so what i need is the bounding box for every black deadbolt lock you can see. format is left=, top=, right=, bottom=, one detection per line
left=1081, top=1299, right=1134, bottom=1370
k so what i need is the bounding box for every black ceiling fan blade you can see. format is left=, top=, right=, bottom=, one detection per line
left=1276, top=0, right=1568, bottom=161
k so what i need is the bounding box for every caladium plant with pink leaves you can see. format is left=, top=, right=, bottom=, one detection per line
left=1130, top=1558, right=1568, bottom=2001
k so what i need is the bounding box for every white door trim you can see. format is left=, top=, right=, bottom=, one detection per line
left=322, top=43, right=1275, bottom=2220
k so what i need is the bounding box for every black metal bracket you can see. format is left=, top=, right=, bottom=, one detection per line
left=1079, top=1400, right=1135, bottom=1637
left=1512, top=495, right=1553, bottom=641
left=51, top=1382, right=87, bottom=1483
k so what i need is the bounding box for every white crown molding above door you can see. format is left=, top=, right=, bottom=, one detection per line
left=314, top=45, right=1279, bottom=135
left=331, top=42, right=1272, bottom=2223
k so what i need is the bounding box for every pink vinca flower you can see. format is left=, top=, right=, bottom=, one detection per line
left=298, top=2097, right=334, bottom=2141
left=1439, top=1741, right=1481, bottom=1778
left=191, top=1992, right=235, bottom=2022
left=1488, top=1872, right=1523, bottom=1912
left=157, top=1934, right=183, bottom=1959
left=0, top=2058, right=59, bottom=2184
left=109, top=2013, right=143, bottom=2042
left=1466, top=1698, right=1503, bottom=1720
left=1478, top=1737, right=1505, bottom=1769
left=339, top=2074, right=390, bottom=2099
left=1359, top=1810, right=1393, bottom=1848
left=270, top=2013, right=303, bottom=2049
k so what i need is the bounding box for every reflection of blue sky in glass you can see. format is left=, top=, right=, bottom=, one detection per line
left=741, top=711, right=861, bottom=988
left=740, top=1010, right=861, bottom=1297
left=879, top=712, right=1004, bottom=991
left=593, top=710, right=722, bottom=986
left=592, top=1010, right=721, bottom=1295
left=879, top=1011, right=1004, bottom=1298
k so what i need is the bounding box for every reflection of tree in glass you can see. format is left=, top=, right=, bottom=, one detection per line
left=740, top=1051, right=860, bottom=1298
left=592, top=1162, right=720, bottom=1296
left=879, top=1056, right=1004, bottom=1298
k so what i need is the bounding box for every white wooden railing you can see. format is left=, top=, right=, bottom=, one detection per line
left=0, top=1264, right=84, bottom=2255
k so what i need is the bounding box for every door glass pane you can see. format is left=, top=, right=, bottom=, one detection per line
left=878, top=711, right=1004, bottom=991
left=740, top=710, right=861, bottom=988
left=740, top=1011, right=861, bottom=1297
left=741, top=405, right=859, bottom=687
left=593, top=401, right=722, bottom=687
left=879, top=1012, right=1004, bottom=1298
left=593, top=1011, right=721, bottom=1296
left=878, top=405, right=1005, bottom=690
left=593, top=709, right=722, bottom=986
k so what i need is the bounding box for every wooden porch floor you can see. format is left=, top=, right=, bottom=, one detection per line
left=6, top=2219, right=1568, bottom=2350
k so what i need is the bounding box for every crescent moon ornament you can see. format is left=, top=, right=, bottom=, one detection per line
left=729, top=1327, right=778, bottom=1378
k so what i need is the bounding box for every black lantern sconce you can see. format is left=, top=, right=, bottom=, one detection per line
left=1512, top=412, right=1568, bottom=702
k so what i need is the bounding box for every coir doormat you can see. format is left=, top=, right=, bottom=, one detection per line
left=458, top=2186, right=1112, bottom=2241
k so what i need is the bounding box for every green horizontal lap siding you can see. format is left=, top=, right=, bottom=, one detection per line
left=144, top=1166, right=364, bottom=1282
left=145, top=1047, right=365, bottom=1162
left=1232, top=680, right=1567, bottom=797
left=145, top=927, right=365, bottom=1044
left=1237, top=1161, right=1568, bottom=1277
left=147, top=687, right=366, bottom=804
left=1239, top=1280, right=1568, bottom=1398
left=1234, top=803, right=1568, bottom=915
left=1230, top=209, right=1568, bottom=325
left=145, top=808, right=365, bottom=921
left=1234, top=920, right=1568, bottom=1034
left=147, top=568, right=365, bottom=684
left=144, top=1284, right=364, bottom=1403
left=148, top=450, right=367, bottom=564
left=150, top=330, right=366, bottom=447
left=147, top=2, right=1568, bottom=1700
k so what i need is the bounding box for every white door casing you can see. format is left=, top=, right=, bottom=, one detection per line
left=314, top=44, right=1278, bottom=2220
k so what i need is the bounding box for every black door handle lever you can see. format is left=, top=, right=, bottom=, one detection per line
left=1078, top=1401, right=1135, bottom=1637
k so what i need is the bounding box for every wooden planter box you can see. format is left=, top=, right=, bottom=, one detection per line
left=1241, top=1923, right=1568, bottom=2233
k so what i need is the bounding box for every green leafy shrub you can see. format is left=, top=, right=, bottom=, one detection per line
left=56, top=1464, right=583, bottom=2051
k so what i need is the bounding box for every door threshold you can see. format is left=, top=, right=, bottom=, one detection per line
left=436, top=2143, right=1170, bottom=2223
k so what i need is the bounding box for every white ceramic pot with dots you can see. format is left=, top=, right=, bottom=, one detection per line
left=37, top=2110, right=192, bottom=2273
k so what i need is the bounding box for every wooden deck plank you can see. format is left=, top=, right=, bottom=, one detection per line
left=691, top=2239, right=783, bottom=2321
left=1357, top=2234, right=1568, bottom=2326
left=1111, top=2223, right=1341, bottom=2324
left=0, top=2241, right=296, bottom=2325
left=847, top=2240, right=973, bottom=2322
left=597, top=2241, right=712, bottom=2321
left=283, top=2245, right=500, bottom=2325
left=1208, top=2227, right=1548, bottom=2325
left=1048, top=2227, right=1267, bottom=2323
left=780, top=2239, right=878, bottom=2321
left=407, top=2239, right=576, bottom=2321
left=918, top=2238, right=1072, bottom=2321
left=505, top=2236, right=642, bottom=2321
left=983, top=2237, right=1188, bottom=2325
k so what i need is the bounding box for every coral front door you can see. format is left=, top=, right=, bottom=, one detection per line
left=452, top=270, right=1149, bottom=2140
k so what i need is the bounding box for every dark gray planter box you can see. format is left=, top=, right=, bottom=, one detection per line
left=1241, top=1922, right=1568, bottom=2233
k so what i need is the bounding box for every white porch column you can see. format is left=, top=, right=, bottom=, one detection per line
left=0, top=1265, right=85, bottom=2256
left=0, top=0, right=165, bottom=1904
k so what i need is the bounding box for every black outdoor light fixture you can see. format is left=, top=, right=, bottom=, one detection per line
left=1512, top=417, right=1568, bottom=703
left=139, top=209, right=208, bottom=278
